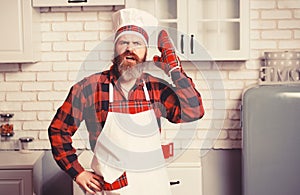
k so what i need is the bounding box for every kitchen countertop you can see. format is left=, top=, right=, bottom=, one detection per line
left=0, top=151, right=44, bottom=169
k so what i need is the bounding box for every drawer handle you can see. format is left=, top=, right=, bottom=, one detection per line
left=180, top=35, right=184, bottom=54
left=68, top=0, right=87, bottom=3
left=170, top=181, right=180, bottom=185
left=190, top=34, right=194, bottom=54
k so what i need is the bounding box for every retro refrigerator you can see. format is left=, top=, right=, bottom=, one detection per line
left=242, top=84, right=300, bottom=195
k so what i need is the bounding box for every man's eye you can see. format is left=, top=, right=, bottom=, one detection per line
left=134, top=42, right=142, bottom=46
left=120, top=41, right=128, bottom=45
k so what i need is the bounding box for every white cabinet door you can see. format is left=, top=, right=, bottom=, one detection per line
left=126, top=0, right=249, bottom=61
left=188, top=0, right=249, bottom=60
left=168, top=167, right=203, bottom=195
left=0, top=0, right=40, bottom=63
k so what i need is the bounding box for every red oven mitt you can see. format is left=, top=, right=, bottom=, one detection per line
left=153, top=30, right=181, bottom=76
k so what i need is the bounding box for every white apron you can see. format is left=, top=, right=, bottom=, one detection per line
left=90, top=82, right=172, bottom=195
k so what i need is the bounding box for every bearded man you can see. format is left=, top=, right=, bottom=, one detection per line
left=48, top=8, right=204, bottom=195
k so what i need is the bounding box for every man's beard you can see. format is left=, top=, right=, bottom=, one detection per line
left=112, top=51, right=147, bottom=82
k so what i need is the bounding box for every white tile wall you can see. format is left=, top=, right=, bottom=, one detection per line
left=0, top=0, right=300, bottom=150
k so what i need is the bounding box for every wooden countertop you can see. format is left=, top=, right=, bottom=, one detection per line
left=0, top=151, right=44, bottom=169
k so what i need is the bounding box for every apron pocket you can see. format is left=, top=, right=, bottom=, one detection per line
left=92, top=155, right=125, bottom=184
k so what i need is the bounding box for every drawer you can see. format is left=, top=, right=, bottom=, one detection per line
left=168, top=167, right=203, bottom=195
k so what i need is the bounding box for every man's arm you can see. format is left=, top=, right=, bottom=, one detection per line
left=48, top=84, right=86, bottom=179
left=153, top=30, right=204, bottom=123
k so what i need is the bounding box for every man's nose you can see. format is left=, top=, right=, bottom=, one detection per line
left=126, top=43, right=135, bottom=52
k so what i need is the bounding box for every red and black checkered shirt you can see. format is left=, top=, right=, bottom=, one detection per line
left=48, top=66, right=204, bottom=190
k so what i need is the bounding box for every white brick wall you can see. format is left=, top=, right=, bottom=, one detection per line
left=0, top=0, right=300, bottom=150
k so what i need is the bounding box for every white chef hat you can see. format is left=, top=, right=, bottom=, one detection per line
left=112, top=8, right=158, bottom=45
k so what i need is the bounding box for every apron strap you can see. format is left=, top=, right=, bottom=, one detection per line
left=109, top=81, right=150, bottom=102
left=109, top=83, right=114, bottom=103
left=143, top=81, right=150, bottom=101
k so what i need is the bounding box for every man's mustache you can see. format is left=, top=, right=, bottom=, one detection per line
left=111, top=50, right=147, bottom=77
left=118, top=51, right=141, bottom=62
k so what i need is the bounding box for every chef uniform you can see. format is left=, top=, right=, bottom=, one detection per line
left=90, top=8, right=172, bottom=195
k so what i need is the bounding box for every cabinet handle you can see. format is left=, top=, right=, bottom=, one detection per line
left=180, top=34, right=184, bottom=54
left=190, top=34, right=194, bottom=54
left=170, top=181, right=180, bottom=185
left=68, top=0, right=87, bottom=3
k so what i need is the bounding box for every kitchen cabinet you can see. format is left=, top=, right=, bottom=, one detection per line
left=0, top=0, right=40, bottom=63
left=32, top=0, right=125, bottom=7
left=0, top=170, right=32, bottom=195
left=126, top=0, right=249, bottom=61
left=167, top=150, right=203, bottom=195
left=0, top=151, right=44, bottom=195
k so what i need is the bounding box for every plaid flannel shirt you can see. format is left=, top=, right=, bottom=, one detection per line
left=48, top=66, right=204, bottom=190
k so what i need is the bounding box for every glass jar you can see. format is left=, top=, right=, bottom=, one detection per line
left=0, top=113, right=14, bottom=141
left=19, top=137, right=34, bottom=153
